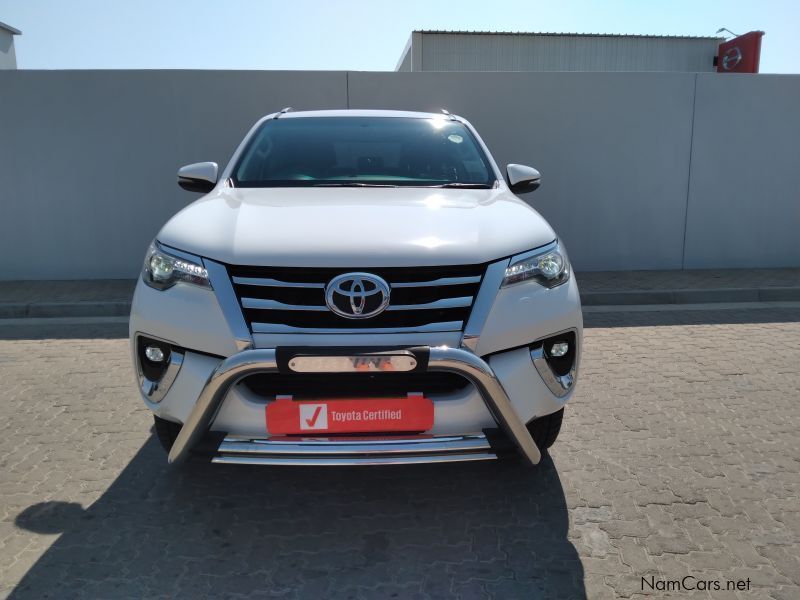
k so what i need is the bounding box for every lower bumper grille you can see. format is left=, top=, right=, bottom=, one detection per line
left=241, top=371, right=471, bottom=399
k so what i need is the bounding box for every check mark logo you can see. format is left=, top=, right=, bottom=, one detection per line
left=305, top=406, right=323, bottom=428
left=299, top=403, right=328, bottom=431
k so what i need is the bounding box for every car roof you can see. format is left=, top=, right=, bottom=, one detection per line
left=276, top=109, right=458, bottom=120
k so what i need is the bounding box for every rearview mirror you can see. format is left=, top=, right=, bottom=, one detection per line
left=178, top=162, right=218, bottom=193
left=507, top=164, right=541, bottom=194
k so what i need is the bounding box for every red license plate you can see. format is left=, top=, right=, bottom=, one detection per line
left=265, top=394, right=433, bottom=435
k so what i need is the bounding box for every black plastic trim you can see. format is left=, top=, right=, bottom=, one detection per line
left=178, top=177, right=215, bottom=194
left=483, top=427, right=516, bottom=457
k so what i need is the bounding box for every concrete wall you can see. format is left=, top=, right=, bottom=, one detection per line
left=0, top=70, right=347, bottom=279
left=349, top=71, right=696, bottom=271
left=0, top=70, right=798, bottom=279
left=684, top=74, right=800, bottom=268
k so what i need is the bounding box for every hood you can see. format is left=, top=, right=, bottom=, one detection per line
left=157, top=187, right=556, bottom=267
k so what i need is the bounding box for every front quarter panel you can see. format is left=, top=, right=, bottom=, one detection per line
left=477, top=275, right=582, bottom=424
left=129, top=278, right=241, bottom=358
left=489, top=346, right=576, bottom=423
left=475, top=275, right=583, bottom=358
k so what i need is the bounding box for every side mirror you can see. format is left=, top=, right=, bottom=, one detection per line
left=507, top=164, right=541, bottom=194
left=178, top=162, right=218, bottom=193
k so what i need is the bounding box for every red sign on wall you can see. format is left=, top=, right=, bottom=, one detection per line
left=717, top=31, right=765, bottom=73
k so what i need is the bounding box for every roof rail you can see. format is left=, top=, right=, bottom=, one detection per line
left=273, top=107, right=293, bottom=119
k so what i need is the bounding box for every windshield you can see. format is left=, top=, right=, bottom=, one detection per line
left=232, top=117, right=496, bottom=188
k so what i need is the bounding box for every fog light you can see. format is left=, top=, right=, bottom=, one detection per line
left=550, top=342, right=569, bottom=357
left=145, top=345, right=165, bottom=363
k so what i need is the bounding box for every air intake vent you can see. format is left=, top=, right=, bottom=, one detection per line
left=226, top=264, right=487, bottom=334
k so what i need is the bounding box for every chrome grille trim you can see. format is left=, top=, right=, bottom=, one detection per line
left=204, top=260, right=253, bottom=351
left=461, top=259, right=509, bottom=352
left=251, top=321, right=465, bottom=334
left=241, top=298, right=329, bottom=311
left=243, top=296, right=474, bottom=312
left=229, top=263, right=487, bottom=334
left=386, top=296, right=473, bottom=311
left=232, top=276, right=324, bottom=289
left=237, top=275, right=483, bottom=289
left=390, top=275, right=482, bottom=288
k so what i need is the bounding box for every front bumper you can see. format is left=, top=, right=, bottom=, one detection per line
left=168, top=346, right=543, bottom=466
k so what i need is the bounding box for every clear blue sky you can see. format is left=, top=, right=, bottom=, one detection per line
left=1, top=0, right=797, bottom=73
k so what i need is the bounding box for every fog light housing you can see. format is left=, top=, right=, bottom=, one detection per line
left=135, top=335, right=184, bottom=403
left=137, top=337, right=172, bottom=380
left=530, top=331, right=578, bottom=398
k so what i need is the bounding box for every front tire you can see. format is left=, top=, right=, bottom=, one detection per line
left=526, top=408, right=564, bottom=452
left=153, top=415, right=181, bottom=453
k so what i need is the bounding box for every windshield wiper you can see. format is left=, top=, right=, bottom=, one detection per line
left=431, top=183, right=493, bottom=189
left=311, top=182, right=399, bottom=188
left=307, top=182, right=492, bottom=189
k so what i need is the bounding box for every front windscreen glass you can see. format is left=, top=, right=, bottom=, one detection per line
left=232, top=117, right=496, bottom=188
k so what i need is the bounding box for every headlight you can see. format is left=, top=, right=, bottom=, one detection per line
left=502, top=241, right=570, bottom=288
left=142, top=243, right=211, bottom=290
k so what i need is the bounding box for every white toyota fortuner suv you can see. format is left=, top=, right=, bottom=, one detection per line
left=130, top=109, right=582, bottom=467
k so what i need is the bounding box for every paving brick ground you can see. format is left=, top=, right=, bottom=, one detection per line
left=0, top=308, right=798, bottom=599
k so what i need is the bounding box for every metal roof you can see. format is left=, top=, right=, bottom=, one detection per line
left=0, top=20, right=21, bottom=35
left=413, top=30, right=723, bottom=41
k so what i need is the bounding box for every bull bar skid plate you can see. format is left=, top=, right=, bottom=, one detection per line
left=167, top=346, right=542, bottom=466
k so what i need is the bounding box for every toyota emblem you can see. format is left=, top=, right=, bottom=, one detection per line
left=722, top=46, right=743, bottom=71
left=325, top=272, right=391, bottom=319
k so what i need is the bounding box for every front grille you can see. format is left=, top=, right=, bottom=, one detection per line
left=226, top=264, right=487, bottom=334
left=242, top=372, right=471, bottom=399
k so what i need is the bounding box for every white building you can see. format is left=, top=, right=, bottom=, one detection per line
left=396, top=31, right=723, bottom=73
left=0, top=21, right=21, bottom=70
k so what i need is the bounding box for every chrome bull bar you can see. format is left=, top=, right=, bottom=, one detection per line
left=167, top=346, right=542, bottom=466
